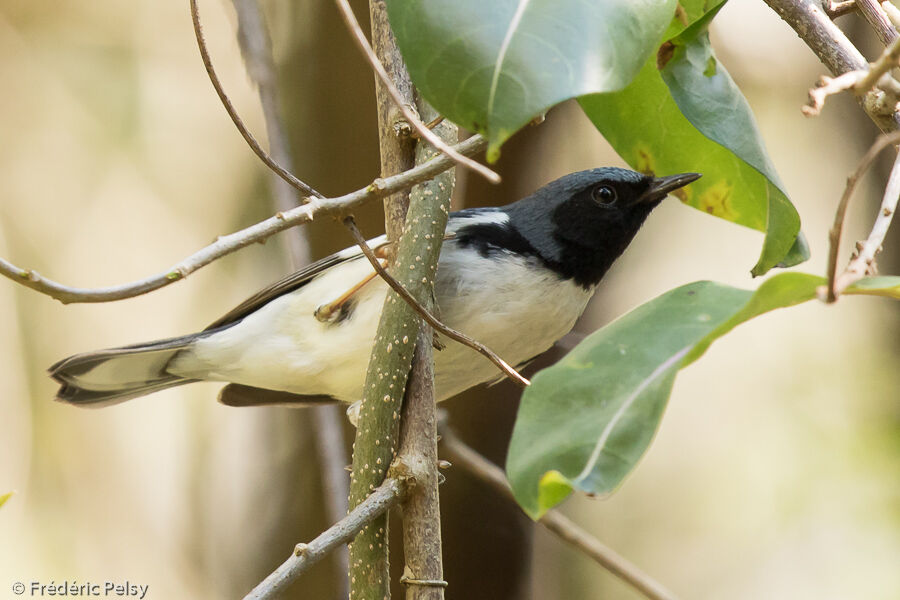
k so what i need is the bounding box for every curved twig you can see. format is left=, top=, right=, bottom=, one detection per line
left=833, top=141, right=900, bottom=296
left=0, top=136, right=487, bottom=303
left=333, top=0, right=500, bottom=184
left=825, top=130, right=900, bottom=301
left=343, top=216, right=530, bottom=389
left=190, top=0, right=324, bottom=200
left=440, top=429, right=679, bottom=600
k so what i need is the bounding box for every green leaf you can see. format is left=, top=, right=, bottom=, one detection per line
left=386, top=0, right=676, bottom=159
left=662, top=0, right=722, bottom=39
left=579, top=2, right=806, bottom=276
left=845, top=275, right=900, bottom=299
left=0, top=491, right=13, bottom=509
left=506, top=273, right=900, bottom=518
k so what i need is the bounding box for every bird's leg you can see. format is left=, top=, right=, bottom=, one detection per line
left=409, top=115, right=445, bottom=139
left=314, top=258, right=388, bottom=322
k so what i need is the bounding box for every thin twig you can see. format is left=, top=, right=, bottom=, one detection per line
left=824, top=131, right=900, bottom=301
left=825, top=0, right=857, bottom=18
left=231, top=0, right=312, bottom=266
left=342, top=216, right=530, bottom=389
left=0, top=135, right=487, bottom=303
left=804, top=71, right=867, bottom=116
left=803, top=32, right=900, bottom=116
left=833, top=141, right=900, bottom=296
left=243, top=477, right=407, bottom=600
left=333, top=0, right=500, bottom=184
left=190, top=0, right=324, bottom=200
left=410, top=116, right=446, bottom=139
left=440, top=430, right=679, bottom=600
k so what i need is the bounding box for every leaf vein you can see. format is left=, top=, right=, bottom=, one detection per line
left=487, top=0, right=532, bottom=122
left=572, top=346, right=688, bottom=484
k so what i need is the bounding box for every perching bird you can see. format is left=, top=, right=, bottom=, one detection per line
left=50, top=167, right=699, bottom=408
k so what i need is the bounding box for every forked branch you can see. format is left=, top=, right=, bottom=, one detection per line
left=832, top=143, right=900, bottom=296
left=824, top=131, right=900, bottom=301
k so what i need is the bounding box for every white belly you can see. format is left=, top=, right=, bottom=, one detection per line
left=431, top=247, right=594, bottom=400
left=170, top=245, right=594, bottom=402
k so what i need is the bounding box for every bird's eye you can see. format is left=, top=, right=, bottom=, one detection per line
left=591, top=185, right=617, bottom=205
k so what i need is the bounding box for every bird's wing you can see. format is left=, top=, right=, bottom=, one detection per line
left=204, top=235, right=388, bottom=331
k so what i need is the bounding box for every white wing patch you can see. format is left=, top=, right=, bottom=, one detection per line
left=446, top=210, right=509, bottom=234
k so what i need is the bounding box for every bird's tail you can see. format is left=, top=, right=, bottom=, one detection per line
left=49, top=333, right=204, bottom=407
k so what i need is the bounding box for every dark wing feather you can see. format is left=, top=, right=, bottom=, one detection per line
left=218, top=383, right=338, bottom=407
left=204, top=239, right=384, bottom=331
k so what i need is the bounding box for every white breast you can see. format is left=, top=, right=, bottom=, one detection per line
left=170, top=242, right=595, bottom=402
left=431, top=243, right=594, bottom=400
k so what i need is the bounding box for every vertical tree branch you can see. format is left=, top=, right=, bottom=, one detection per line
left=347, top=2, right=418, bottom=597
left=346, top=162, right=453, bottom=600
left=368, top=0, right=417, bottom=244
left=395, top=328, right=445, bottom=599
left=393, top=102, right=455, bottom=600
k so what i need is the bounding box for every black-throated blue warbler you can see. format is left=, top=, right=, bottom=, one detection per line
left=50, top=167, right=699, bottom=407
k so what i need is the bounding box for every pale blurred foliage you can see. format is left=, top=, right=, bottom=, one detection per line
left=0, top=1, right=898, bottom=599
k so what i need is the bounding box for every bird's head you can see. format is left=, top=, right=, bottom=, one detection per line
left=506, top=167, right=700, bottom=288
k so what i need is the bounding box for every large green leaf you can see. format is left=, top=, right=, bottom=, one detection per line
left=579, top=2, right=806, bottom=276
left=506, top=274, right=900, bottom=518
left=386, top=0, right=676, bottom=159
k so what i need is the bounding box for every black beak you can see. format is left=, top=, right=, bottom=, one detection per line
left=639, top=172, right=701, bottom=204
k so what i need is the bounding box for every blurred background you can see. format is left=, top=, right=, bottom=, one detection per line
left=1, top=0, right=898, bottom=598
